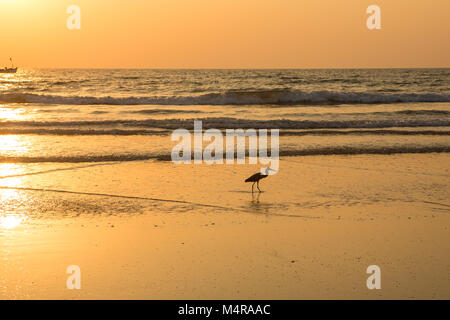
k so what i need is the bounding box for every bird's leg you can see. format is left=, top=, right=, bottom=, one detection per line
left=251, top=182, right=255, bottom=193
left=257, top=181, right=262, bottom=192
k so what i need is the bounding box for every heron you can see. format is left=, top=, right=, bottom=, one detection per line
left=245, top=167, right=276, bottom=193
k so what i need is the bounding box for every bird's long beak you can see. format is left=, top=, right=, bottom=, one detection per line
left=264, top=167, right=278, bottom=175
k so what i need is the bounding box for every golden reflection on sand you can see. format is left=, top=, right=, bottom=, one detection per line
left=0, top=164, right=28, bottom=228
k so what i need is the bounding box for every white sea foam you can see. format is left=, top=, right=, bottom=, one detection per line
left=1, top=145, right=448, bottom=163
left=1, top=90, right=449, bottom=106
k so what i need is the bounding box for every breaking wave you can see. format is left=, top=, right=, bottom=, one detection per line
left=1, top=90, right=449, bottom=105
left=2, top=117, right=448, bottom=130
left=0, top=128, right=449, bottom=136
left=1, top=146, right=449, bottom=163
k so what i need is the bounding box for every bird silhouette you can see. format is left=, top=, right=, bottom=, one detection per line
left=245, top=167, right=276, bottom=193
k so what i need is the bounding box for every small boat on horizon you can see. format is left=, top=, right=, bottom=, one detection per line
left=0, top=58, right=18, bottom=74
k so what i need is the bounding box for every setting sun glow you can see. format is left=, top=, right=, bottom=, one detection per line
left=0, top=0, right=449, bottom=68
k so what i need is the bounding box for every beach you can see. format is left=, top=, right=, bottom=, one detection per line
left=1, top=153, right=449, bottom=299
left=0, top=68, right=449, bottom=299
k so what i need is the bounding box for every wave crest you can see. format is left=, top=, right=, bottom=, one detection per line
left=3, top=117, right=449, bottom=130
left=1, top=146, right=449, bottom=163
left=1, top=90, right=449, bottom=105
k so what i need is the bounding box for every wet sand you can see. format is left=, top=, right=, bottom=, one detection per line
left=0, top=154, right=449, bottom=299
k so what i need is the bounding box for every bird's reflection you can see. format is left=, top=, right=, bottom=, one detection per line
left=249, top=192, right=266, bottom=213
left=251, top=191, right=261, bottom=205
left=248, top=191, right=275, bottom=217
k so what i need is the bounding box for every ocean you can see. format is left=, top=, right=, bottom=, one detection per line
left=0, top=68, right=449, bottom=163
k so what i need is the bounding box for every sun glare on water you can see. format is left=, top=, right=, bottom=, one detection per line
left=0, top=215, right=25, bottom=229
left=0, top=106, right=26, bottom=121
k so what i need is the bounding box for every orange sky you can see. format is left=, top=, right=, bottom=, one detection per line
left=0, top=0, right=449, bottom=68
